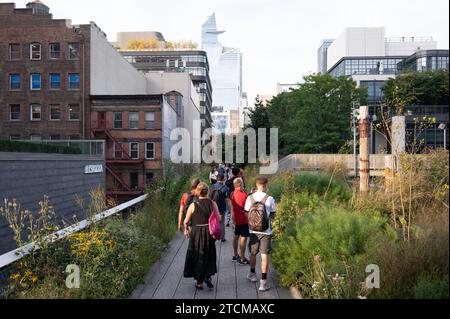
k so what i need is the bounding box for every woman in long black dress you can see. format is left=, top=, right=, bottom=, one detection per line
left=183, top=182, right=221, bottom=289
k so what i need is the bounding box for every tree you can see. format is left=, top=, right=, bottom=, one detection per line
left=247, top=96, right=270, bottom=129
left=253, top=74, right=367, bottom=156
left=126, top=39, right=162, bottom=50
left=383, top=69, right=449, bottom=113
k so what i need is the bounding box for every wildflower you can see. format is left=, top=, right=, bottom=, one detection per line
left=10, top=273, right=20, bottom=280
left=31, top=275, right=38, bottom=283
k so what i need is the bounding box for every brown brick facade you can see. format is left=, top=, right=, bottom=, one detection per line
left=0, top=3, right=91, bottom=140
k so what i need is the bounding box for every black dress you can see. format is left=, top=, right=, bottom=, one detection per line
left=184, top=199, right=217, bottom=282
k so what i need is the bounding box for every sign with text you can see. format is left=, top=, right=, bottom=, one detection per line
left=84, top=164, right=103, bottom=174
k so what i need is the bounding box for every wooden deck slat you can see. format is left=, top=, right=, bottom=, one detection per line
left=152, top=238, right=188, bottom=299
left=131, top=233, right=185, bottom=299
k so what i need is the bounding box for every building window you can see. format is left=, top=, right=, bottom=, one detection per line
left=30, top=43, right=41, bottom=60
left=50, top=105, right=61, bottom=120
left=130, top=172, right=139, bottom=190
left=30, top=135, right=42, bottom=141
left=68, top=73, right=80, bottom=89
left=49, top=73, right=61, bottom=89
left=9, top=44, right=20, bottom=60
left=9, top=134, right=21, bottom=141
left=49, top=43, right=61, bottom=59
left=9, top=104, right=20, bottom=121
left=113, top=143, right=123, bottom=159
left=69, top=135, right=80, bottom=140
left=68, top=43, right=81, bottom=59
left=69, top=104, right=80, bottom=121
left=145, top=142, right=155, bottom=160
left=129, top=112, right=139, bottom=129
left=114, top=112, right=122, bottom=129
left=130, top=142, right=139, bottom=159
left=30, top=73, right=41, bottom=90
left=30, top=104, right=41, bottom=121
left=50, top=135, right=61, bottom=140
left=9, top=74, right=21, bottom=90
left=145, top=112, right=155, bottom=129
left=145, top=172, right=154, bottom=186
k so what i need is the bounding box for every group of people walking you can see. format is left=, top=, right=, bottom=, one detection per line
left=177, top=164, right=276, bottom=292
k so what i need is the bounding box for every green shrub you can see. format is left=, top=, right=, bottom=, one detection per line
left=413, top=275, right=449, bottom=299
left=0, top=140, right=81, bottom=154
left=272, top=207, right=396, bottom=298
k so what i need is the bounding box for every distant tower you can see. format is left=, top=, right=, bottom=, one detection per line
left=201, top=13, right=225, bottom=48
left=26, top=0, right=50, bottom=15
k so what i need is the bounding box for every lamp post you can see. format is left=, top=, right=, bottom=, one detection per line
left=351, top=101, right=360, bottom=177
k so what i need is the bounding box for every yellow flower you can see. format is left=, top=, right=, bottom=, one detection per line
left=31, top=275, right=38, bottom=283
left=10, top=273, right=20, bottom=280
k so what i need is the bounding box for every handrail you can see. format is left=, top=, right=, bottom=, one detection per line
left=0, top=194, right=148, bottom=269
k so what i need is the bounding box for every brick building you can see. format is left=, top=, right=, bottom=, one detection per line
left=0, top=1, right=91, bottom=141
left=0, top=1, right=194, bottom=202
left=91, top=94, right=179, bottom=200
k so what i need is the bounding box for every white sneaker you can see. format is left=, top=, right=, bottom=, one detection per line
left=259, top=279, right=271, bottom=291
left=247, top=272, right=258, bottom=283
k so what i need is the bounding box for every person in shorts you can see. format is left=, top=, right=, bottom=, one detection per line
left=244, top=176, right=276, bottom=292
left=229, top=177, right=249, bottom=265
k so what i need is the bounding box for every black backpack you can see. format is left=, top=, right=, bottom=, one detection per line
left=210, top=184, right=227, bottom=213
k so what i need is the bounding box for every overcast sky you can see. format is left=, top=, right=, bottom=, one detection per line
left=7, top=0, right=449, bottom=103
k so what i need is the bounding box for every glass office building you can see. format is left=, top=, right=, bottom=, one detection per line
left=398, top=49, right=449, bottom=72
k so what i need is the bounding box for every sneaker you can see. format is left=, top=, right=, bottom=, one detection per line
left=238, top=258, right=249, bottom=265
left=247, top=272, right=258, bottom=283
left=259, top=279, right=271, bottom=291
left=232, top=255, right=240, bottom=262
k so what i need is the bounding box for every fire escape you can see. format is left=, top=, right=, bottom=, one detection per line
left=92, top=113, right=144, bottom=197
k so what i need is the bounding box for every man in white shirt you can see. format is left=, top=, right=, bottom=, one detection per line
left=244, top=175, right=276, bottom=292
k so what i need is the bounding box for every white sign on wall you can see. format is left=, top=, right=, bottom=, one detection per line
left=84, top=164, right=103, bottom=174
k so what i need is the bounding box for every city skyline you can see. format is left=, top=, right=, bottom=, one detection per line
left=4, top=0, right=449, bottom=104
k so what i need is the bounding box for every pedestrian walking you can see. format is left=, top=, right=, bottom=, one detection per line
left=210, top=173, right=230, bottom=242
left=183, top=183, right=221, bottom=290
left=178, top=178, right=200, bottom=232
left=209, top=167, right=217, bottom=185
left=225, top=166, right=241, bottom=227
left=229, top=177, right=250, bottom=265
left=244, top=176, right=276, bottom=292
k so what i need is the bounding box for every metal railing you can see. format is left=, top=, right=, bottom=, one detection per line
left=277, top=154, right=388, bottom=176
left=20, top=140, right=105, bottom=157
left=0, top=194, right=148, bottom=269
left=385, top=36, right=434, bottom=43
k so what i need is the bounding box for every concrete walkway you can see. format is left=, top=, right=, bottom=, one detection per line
left=131, top=224, right=295, bottom=299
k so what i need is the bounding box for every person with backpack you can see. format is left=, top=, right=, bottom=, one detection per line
left=178, top=178, right=200, bottom=232
left=225, top=166, right=241, bottom=227
left=229, top=177, right=249, bottom=265
left=183, top=182, right=221, bottom=290
left=210, top=173, right=230, bottom=242
left=244, top=175, right=276, bottom=292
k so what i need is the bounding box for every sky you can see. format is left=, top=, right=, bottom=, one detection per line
left=5, top=0, right=449, bottom=103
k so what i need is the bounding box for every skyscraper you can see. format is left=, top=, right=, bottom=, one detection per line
left=202, top=13, right=243, bottom=117
left=317, top=39, right=334, bottom=74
